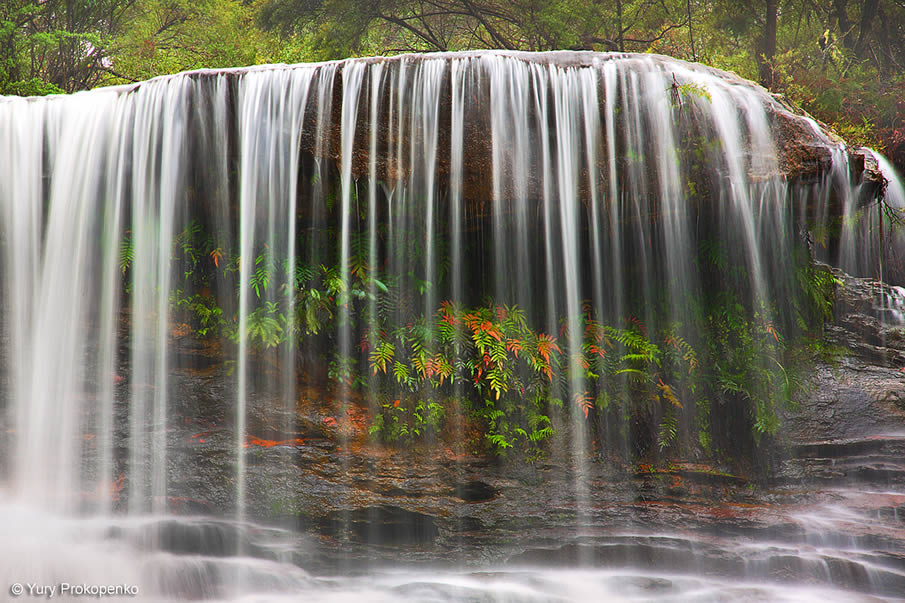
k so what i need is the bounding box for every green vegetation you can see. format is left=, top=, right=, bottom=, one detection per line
left=0, top=0, right=280, bottom=94
left=119, top=209, right=840, bottom=463
left=2, top=1, right=903, bottom=162
left=367, top=302, right=563, bottom=456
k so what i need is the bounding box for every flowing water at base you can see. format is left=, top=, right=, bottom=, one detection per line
left=2, top=497, right=903, bottom=602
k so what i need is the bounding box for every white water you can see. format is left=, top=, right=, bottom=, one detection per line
left=1, top=51, right=903, bottom=600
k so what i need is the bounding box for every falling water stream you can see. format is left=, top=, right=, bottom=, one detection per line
left=1, top=51, right=904, bottom=601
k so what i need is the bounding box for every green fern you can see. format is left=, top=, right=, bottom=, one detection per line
left=657, top=413, right=678, bottom=451
left=369, top=341, right=395, bottom=374
left=245, top=306, right=284, bottom=348
left=119, top=233, right=134, bottom=275
left=250, top=252, right=274, bottom=298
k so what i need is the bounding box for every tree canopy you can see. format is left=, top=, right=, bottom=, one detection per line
left=1, top=0, right=902, bottom=166
left=1, top=0, right=130, bottom=94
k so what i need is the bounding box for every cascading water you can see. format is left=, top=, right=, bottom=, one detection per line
left=1, top=51, right=904, bottom=601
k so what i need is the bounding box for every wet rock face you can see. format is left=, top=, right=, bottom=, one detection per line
left=780, top=267, right=905, bottom=443
left=84, top=266, right=905, bottom=597
left=133, top=519, right=259, bottom=557
left=319, top=506, right=440, bottom=546
left=452, top=480, right=498, bottom=503
left=328, top=52, right=862, bottom=183
left=137, top=268, right=905, bottom=516
left=200, top=52, right=878, bottom=218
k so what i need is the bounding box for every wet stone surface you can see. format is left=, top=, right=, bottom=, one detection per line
left=132, top=270, right=905, bottom=596
left=3, top=268, right=902, bottom=597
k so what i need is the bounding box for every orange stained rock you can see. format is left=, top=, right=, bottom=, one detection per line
left=243, top=435, right=307, bottom=448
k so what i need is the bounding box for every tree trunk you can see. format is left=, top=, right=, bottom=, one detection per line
left=687, top=0, right=696, bottom=61
left=834, top=0, right=854, bottom=50
left=758, top=0, right=778, bottom=88
left=854, top=0, right=879, bottom=59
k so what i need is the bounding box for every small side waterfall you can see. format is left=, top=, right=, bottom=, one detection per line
left=0, top=51, right=903, bottom=600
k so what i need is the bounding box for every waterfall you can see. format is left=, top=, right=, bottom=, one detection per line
left=1, top=51, right=903, bottom=600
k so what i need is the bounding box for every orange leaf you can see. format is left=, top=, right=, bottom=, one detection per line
left=210, top=247, right=224, bottom=268
left=506, top=338, right=522, bottom=358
